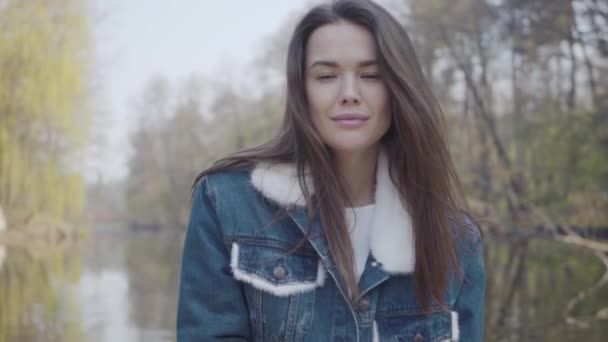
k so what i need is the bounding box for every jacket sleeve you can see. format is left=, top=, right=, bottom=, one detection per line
left=177, top=177, right=252, bottom=341
left=453, top=224, right=486, bottom=342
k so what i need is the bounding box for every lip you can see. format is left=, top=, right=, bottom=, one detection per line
left=331, top=113, right=370, bottom=128
left=332, top=113, right=370, bottom=121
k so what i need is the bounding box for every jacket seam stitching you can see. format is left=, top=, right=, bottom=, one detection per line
left=453, top=231, right=482, bottom=305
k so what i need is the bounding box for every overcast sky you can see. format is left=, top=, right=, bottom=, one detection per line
left=88, top=0, right=316, bottom=182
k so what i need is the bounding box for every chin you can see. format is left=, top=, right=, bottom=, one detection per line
left=325, top=140, right=380, bottom=154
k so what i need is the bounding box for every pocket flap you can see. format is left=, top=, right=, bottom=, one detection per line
left=229, top=242, right=326, bottom=297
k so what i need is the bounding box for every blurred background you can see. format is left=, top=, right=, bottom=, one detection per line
left=0, top=0, right=607, bottom=341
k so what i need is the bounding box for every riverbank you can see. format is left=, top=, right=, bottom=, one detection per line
left=0, top=214, right=87, bottom=247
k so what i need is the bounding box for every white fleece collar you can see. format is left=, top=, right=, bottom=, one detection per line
left=250, top=151, right=415, bottom=274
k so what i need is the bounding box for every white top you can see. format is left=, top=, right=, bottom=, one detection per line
left=345, top=204, right=375, bottom=280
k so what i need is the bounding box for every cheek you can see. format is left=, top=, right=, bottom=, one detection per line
left=377, top=85, right=390, bottom=110
left=305, top=82, right=323, bottom=132
left=306, top=82, right=335, bottom=120
left=371, top=86, right=391, bottom=125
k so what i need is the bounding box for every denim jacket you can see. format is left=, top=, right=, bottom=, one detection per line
left=177, top=153, right=485, bottom=341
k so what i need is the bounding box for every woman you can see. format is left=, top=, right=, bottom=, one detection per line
left=177, top=0, right=485, bottom=341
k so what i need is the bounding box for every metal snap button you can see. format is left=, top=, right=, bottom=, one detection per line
left=357, top=299, right=369, bottom=312
left=414, top=333, right=424, bottom=342
left=272, top=265, right=286, bottom=279
left=371, top=261, right=379, bottom=267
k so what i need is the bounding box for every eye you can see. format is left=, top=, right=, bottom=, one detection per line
left=361, top=73, right=381, bottom=80
left=317, top=74, right=336, bottom=80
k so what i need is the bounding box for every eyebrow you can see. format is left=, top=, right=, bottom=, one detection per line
left=309, top=59, right=378, bottom=69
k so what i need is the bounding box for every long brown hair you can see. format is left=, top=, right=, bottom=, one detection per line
left=194, top=0, right=468, bottom=312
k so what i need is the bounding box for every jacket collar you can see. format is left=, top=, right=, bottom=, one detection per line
left=250, top=151, right=415, bottom=274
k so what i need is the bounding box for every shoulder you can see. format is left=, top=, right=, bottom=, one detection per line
left=194, top=167, right=254, bottom=198
left=449, top=212, right=483, bottom=260
left=190, top=167, right=259, bottom=216
left=194, top=163, right=298, bottom=212
left=203, top=167, right=252, bottom=187
left=191, top=166, right=271, bottom=237
left=448, top=212, right=485, bottom=302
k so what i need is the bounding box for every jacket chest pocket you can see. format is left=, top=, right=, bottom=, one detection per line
left=374, top=276, right=458, bottom=342
left=375, top=310, right=457, bottom=342
left=230, top=241, right=326, bottom=341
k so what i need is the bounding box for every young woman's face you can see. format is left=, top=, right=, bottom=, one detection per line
left=305, top=20, right=391, bottom=154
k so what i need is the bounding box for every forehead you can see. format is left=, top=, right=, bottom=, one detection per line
left=306, top=21, right=377, bottom=65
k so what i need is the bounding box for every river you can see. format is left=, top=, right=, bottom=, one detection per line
left=0, top=226, right=606, bottom=341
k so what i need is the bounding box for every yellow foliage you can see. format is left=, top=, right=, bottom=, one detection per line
left=0, top=0, right=92, bottom=224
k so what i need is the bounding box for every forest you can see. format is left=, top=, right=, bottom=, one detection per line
left=0, top=0, right=607, bottom=340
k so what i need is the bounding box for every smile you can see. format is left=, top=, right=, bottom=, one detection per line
left=331, top=113, right=370, bottom=128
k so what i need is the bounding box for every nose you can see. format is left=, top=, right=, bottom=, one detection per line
left=340, top=75, right=360, bottom=105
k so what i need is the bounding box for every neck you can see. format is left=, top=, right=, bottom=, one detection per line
left=333, top=146, right=379, bottom=207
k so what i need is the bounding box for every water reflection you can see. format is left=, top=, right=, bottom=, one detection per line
left=0, top=227, right=180, bottom=342
left=80, top=228, right=179, bottom=342
left=78, top=270, right=136, bottom=342
left=124, top=232, right=181, bottom=340
left=0, top=245, right=5, bottom=271
left=0, top=244, right=84, bottom=342
left=0, top=229, right=607, bottom=341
